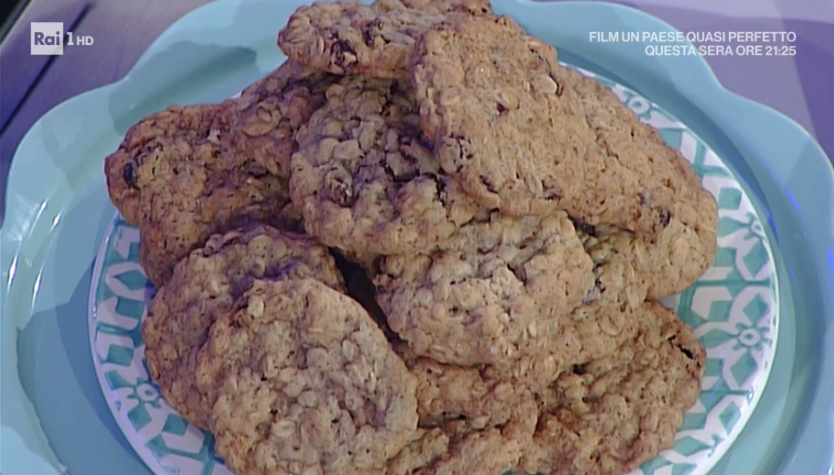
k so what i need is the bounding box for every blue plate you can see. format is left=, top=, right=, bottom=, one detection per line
left=1, top=1, right=832, bottom=475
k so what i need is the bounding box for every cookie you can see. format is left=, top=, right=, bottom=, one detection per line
left=278, top=1, right=461, bottom=79
left=374, top=209, right=595, bottom=366
left=104, top=102, right=235, bottom=228
left=136, top=200, right=303, bottom=286
left=410, top=15, right=707, bottom=237
left=142, top=225, right=344, bottom=429
left=289, top=75, right=479, bottom=256
left=397, top=299, right=638, bottom=428
left=386, top=397, right=537, bottom=475
left=372, top=0, right=492, bottom=15
left=577, top=225, right=651, bottom=313
left=232, top=60, right=340, bottom=179
left=104, top=60, right=337, bottom=287
left=567, top=73, right=719, bottom=298
left=202, top=278, right=419, bottom=475
left=346, top=249, right=638, bottom=427
left=576, top=197, right=718, bottom=302
left=519, top=301, right=706, bottom=475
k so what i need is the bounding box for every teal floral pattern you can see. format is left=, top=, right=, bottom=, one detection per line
left=88, top=67, right=778, bottom=475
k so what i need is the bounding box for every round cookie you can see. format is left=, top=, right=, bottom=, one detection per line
left=374, top=209, right=595, bottom=366
left=142, top=225, right=345, bottom=430
left=201, top=278, right=419, bottom=475
left=278, top=1, right=460, bottom=79
left=409, top=14, right=708, bottom=237
left=104, top=60, right=337, bottom=287
left=519, top=302, right=706, bottom=475
left=289, top=75, right=479, bottom=256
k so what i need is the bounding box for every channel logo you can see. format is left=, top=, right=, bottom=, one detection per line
left=31, top=22, right=64, bottom=55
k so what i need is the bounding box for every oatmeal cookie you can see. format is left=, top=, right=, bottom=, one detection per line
left=342, top=235, right=635, bottom=425
left=347, top=242, right=641, bottom=426
left=386, top=394, right=537, bottom=475
left=231, top=60, right=340, bottom=179
left=643, top=207, right=717, bottom=300
left=104, top=102, right=235, bottom=228
left=289, top=75, right=479, bottom=256
left=136, top=200, right=303, bottom=286
left=396, top=297, right=639, bottom=428
left=104, top=60, right=337, bottom=287
left=372, top=0, right=492, bottom=15
left=142, top=225, right=344, bottom=429
left=374, top=209, right=595, bottom=366
left=278, top=1, right=475, bottom=79
left=202, top=278, right=418, bottom=475
left=519, top=301, right=705, bottom=475
left=410, top=14, right=708, bottom=236
left=576, top=198, right=718, bottom=301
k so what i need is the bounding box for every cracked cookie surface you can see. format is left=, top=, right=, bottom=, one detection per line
left=577, top=204, right=717, bottom=303
left=346, top=247, right=639, bottom=425
left=393, top=298, right=640, bottom=428
left=519, top=301, right=705, bottom=475
left=104, top=60, right=338, bottom=287
left=386, top=397, right=537, bottom=475
left=372, top=0, right=492, bottom=15
left=374, top=209, right=595, bottom=366
left=278, top=1, right=475, bottom=79
left=346, top=235, right=660, bottom=431
left=289, top=74, right=479, bottom=256
left=410, top=15, right=709, bottom=237
left=142, top=225, right=344, bottom=430
left=201, top=278, right=418, bottom=475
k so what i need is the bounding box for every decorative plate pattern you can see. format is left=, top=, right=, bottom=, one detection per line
left=88, top=68, right=779, bottom=475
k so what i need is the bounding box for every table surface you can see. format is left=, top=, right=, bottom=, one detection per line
left=0, top=0, right=832, bottom=224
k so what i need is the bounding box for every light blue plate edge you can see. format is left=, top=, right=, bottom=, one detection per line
left=0, top=0, right=830, bottom=474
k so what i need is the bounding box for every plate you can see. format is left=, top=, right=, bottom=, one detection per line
left=2, top=1, right=831, bottom=475
left=87, top=63, right=780, bottom=475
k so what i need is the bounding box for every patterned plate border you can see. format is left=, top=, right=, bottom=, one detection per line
left=87, top=67, right=779, bottom=475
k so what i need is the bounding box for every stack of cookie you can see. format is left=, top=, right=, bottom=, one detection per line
left=103, top=1, right=719, bottom=474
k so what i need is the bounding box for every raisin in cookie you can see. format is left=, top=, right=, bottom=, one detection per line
left=142, top=225, right=344, bottom=430
left=201, top=278, right=419, bottom=475
left=519, top=302, right=705, bottom=475
left=374, top=209, right=594, bottom=366
left=231, top=60, right=339, bottom=179
left=410, top=15, right=707, bottom=237
left=290, top=75, right=478, bottom=257
left=580, top=219, right=717, bottom=302
left=578, top=208, right=717, bottom=302
left=348, top=247, right=641, bottom=426
left=396, top=298, right=639, bottom=427
left=289, top=260, right=538, bottom=475
left=278, top=1, right=468, bottom=79
left=104, top=61, right=337, bottom=287
left=372, top=0, right=492, bottom=15
left=104, top=102, right=234, bottom=228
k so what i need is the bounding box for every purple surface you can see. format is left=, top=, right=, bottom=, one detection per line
left=0, top=0, right=832, bottom=223
left=615, top=1, right=834, bottom=163
left=0, top=0, right=89, bottom=132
